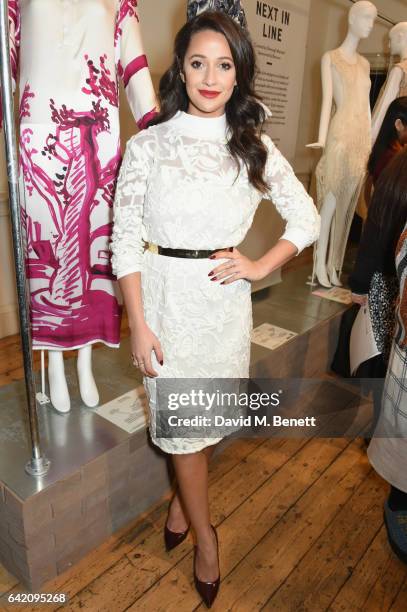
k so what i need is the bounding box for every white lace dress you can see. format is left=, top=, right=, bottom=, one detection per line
left=111, top=111, right=320, bottom=454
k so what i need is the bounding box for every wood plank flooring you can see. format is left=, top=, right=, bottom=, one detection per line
left=0, top=406, right=406, bottom=609
left=1, top=265, right=407, bottom=610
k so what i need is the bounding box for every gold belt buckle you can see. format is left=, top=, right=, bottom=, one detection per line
left=147, top=243, right=158, bottom=254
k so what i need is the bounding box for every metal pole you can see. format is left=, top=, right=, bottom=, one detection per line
left=0, top=0, right=50, bottom=476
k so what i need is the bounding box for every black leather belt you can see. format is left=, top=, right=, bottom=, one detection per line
left=147, top=244, right=233, bottom=259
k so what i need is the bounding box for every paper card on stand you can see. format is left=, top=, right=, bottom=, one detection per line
left=94, top=386, right=148, bottom=434
left=312, top=287, right=352, bottom=304
left=251, top=323, right=297, bottom=350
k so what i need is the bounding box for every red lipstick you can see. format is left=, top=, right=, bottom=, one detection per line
left=198, top=90, right=221, bottom=98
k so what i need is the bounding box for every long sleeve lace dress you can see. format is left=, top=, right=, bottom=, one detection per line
left=111, top=111, right=320, bottom=453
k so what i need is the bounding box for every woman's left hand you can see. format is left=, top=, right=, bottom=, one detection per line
left=208, top=248, right=268, bottom=284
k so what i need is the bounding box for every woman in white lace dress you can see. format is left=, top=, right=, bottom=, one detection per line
left=111, top=11, right=319, bottom=606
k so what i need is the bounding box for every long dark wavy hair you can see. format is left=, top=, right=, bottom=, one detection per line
left=147, top=11, right=269, bottom=193
left=368, top=96, right=407, bottom=176
left=370, top=147, right=407, bottom=258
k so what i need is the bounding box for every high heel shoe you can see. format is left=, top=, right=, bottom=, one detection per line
left=164, top=498, right=190, bottom=551
left=194, top=524, right=220, bottom=609
left=164, top=520, right=191, bottom=551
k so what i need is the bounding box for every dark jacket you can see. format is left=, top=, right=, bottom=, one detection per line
left=349, top=214, right=397, bottom=296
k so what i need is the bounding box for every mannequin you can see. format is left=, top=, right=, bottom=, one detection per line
left=3, top=1, right=157, bottom=413
left=372, top=22, right=407, bottom=144
left=307, top=1, right=377, bottom=288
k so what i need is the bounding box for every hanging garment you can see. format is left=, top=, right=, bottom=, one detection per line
left=315, top=48, right=372, bottom=277
left=4, top=0, right=156, bottom=350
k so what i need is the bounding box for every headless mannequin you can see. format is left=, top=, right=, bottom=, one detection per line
left=307, top=1, right=377, bottom=288
left=5, top=1, right=157, bottom=413
left=371, top=22, right=407, bottom=144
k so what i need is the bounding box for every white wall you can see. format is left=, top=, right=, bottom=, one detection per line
left=1, top=0, right=406, bottom=338
left=137, top=0, right=407, bottom=176
left=138, top=0, right=186, bottom=76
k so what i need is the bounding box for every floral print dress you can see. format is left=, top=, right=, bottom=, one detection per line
left=2, top=0, right=156, bottom=350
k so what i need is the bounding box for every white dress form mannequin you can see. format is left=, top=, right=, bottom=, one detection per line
left=48, top=346, right=98, bottom=413
left=4, top=1, right=157, bottom=413
left=371, top=22, right=407, bottom=145
left=307, top=1, right=377, bottom=288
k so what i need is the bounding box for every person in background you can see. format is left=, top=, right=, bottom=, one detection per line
left=349, top=148, right=407, bottom=435
left=367, top=151, right=407, bottom=562
left=364, top=96, right=407, bottom=207
left=331, top=99, right=407, bottom=384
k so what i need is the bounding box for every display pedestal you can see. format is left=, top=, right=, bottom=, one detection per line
left=0, top=426, right=171, bottom=590
left=0, top=264, right=350, bottom=592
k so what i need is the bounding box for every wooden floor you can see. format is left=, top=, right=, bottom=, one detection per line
left=1, top=425, right=407, bottom=611
left=1, top=260, right=407, bottom=610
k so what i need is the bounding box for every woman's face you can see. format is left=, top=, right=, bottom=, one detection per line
left=182, top=29, right=237, bottom=118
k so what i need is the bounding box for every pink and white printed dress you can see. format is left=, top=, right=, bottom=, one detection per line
left=3, top=0, right=156, bottom=350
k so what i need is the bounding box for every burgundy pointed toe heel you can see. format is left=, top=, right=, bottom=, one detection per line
left=164, top=521, right=191, bottom=552
left=194, top=525, right=220, bottom=609
left=164, top=496, right=191, bottom=552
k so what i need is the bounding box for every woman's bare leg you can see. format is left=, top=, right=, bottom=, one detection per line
left=167, top=444, right=217, bottom=531
left=172, top=448, right=219, bottom=581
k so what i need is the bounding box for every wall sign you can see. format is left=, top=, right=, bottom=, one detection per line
left=245, top=0, right=311, bottom=161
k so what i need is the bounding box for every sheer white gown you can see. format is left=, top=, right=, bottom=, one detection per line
left=315, top=48, right=372, bottom=279
left=111, top=111, right=320, bottom=453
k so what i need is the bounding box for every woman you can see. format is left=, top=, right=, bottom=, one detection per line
left=349, top=146, right=407, bottom=435
left=111, top=11, right=319, bottom=607
left=364, top=96, right=407, bottom=206
left=332, top=99, right=407, bottom=382
left=367, top=149, right=407, bottom=563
